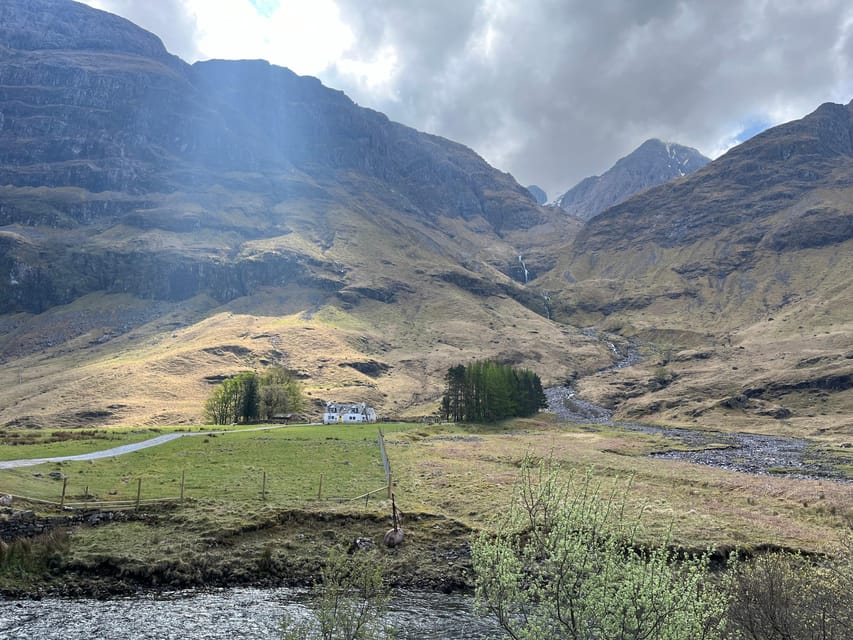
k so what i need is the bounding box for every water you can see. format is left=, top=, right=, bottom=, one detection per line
left=517, top=255, right=529, bottom=284
left=545, top=386, right=850, bottom=482
left=0, top=587, right=502, bottom=640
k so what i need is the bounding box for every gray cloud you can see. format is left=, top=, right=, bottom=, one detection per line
left=82, top=1, right=853, bottom=200
left=328, top=0, right=853, bottom=199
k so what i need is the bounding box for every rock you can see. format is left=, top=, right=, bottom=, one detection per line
left=759, top=406, right=793, bottom=419
left=0, top=494, right=12, bottom=506
left=719, top=395, right=750, bottom=410
left=48, top=471, right=66, bottom=480
left=383, top=528, right=404, bottom=548
left=349, top=536, right=374, bottom=552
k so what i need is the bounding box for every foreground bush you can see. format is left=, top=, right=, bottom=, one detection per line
left=472, top=458, right=729, bottom=639
left=280, top=546, right=394, bottom=640
left=726, top=548, right=853, bottom=640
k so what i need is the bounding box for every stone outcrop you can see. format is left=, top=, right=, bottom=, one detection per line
left=0, top=0, right=549, bottom=314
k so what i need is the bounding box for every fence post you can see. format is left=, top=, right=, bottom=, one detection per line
left=378, top=428, right=392, bottom=498
left=262, top=471, right=267, bottom=501
left=318, top=474, right=324, bottom=500
left=387, top=471, right=393, bottom=499
left=60, top=477, right=68, bottom=509
left=135, top=478, right=142, bottom=510
left=180, top=470, right=185, bottom=502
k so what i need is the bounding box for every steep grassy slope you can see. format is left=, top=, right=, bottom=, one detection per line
left=0, top=0, right=605, bottom=426
left=538, top=103, right=853, bottom=435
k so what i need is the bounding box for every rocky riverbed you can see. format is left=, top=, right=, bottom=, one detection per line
left=545, top=386, right=851, bottom=483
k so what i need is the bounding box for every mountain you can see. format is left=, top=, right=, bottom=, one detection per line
left=525, top=185, right=547, bottom=205
left=554, top=139, right=710, bottom=220
left=0, top=0, right=598, bottom=427
left=540, top=103, right=853, bottom=430
left=0, top=0, right=850, bottom=439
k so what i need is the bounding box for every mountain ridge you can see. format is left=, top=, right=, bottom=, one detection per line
left=0, top=0, right=850, bottom=439
left=0, top=0, right=595, bottom=427
left=538, top=101, right=853, bottom=430
left=555, top=138, right=710, bottom=220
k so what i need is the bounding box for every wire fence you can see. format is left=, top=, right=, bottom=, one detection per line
left=0, top=427, right=398, bottom=511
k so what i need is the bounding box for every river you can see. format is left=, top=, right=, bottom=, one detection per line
left=545, top=385, right=851, bottom=482
left=0, top=587, right=501, bottom=639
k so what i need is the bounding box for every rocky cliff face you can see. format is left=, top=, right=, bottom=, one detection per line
left=573, top=103, right=853, bottom=255
left=554, top=139, right=709, bottom=220
left=0, top=0, right=551, bottom=315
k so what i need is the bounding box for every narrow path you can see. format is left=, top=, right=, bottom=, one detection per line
left=0, top=424, right=306, bottom=470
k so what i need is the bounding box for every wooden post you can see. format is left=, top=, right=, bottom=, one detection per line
left=387, top=471, right=393, bottom=499
left=262, top=471, right=267, bottom=501
left=180, top=470, right=185, bottom=502
left=318, top=474, right=324, bottom=500
left=60, top=477, right=68, bottom=509
left=135, top=478, right=142, bottom=510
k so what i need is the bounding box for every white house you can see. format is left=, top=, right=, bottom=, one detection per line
left=323, top=401, right=377, bottom=424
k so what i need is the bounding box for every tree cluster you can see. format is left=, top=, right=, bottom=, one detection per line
left=440, top=360, right=547, bottom=422
left=204, top=367, right=304, bottom=425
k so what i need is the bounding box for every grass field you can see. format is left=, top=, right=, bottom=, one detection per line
left=1, top=416, right=850, bottom=592
left=0, top=423, right=402, bottom=505
left=384, top=416, right=853, bottom=555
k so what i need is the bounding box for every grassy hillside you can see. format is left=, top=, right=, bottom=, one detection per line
left=533, top=105, right=853, bottom=436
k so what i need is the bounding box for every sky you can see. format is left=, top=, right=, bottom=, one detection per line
left=80, top=0, right=853, bottom=200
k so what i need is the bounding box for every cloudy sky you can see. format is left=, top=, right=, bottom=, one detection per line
left=81, top=0, right=853, bottom=200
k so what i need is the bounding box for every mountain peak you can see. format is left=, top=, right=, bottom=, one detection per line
left=0, top=0, right=173, bottom=61
left=556, top=139, right=710, bottom=220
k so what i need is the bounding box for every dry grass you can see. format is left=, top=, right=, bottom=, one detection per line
left=386, top=417, right=853, bottom=555
left=0, top=265, right=609, bottom=429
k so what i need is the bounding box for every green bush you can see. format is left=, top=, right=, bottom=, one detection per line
left=280, top=546, right=393, bottom=640
left=472, top=457, right=729, bottom=639
left=205, top=367, right=304, bottom=425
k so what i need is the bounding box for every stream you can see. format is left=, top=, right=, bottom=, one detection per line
left=0, top=587, right=501, bottom=640
left=545, top=384, right=850, bottom=483
left=542, top=331, right=852, bottom=483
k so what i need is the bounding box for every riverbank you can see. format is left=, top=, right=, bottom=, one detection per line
left=545, top=386, right=853, bottom=482
left=0, top=502, right=474, bottom=599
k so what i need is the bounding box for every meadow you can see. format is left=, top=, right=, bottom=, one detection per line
left=0, top=423, right=400, bottom=505
left=0, top=416, right=850, bottom=596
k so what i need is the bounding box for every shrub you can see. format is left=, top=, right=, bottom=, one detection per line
left=726, top=550, right=853, bottom=640
left=280, top=546, right=393, bottom=640
left=472, top=457, right=729, bottom=639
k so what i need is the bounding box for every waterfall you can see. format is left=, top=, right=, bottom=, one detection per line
left=517, top=255, right=529, bottom=284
